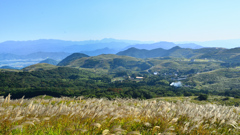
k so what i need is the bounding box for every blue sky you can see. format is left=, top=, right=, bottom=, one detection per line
left=1, top=0, right=240, bottom=42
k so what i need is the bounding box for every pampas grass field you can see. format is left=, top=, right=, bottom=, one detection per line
left=1, top=94, right=240, bottom=135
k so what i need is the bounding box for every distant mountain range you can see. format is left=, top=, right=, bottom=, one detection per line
left=0, top=39, right=203, bottom=56
left=21, top=45, right=240, bottom=73
left=1, top=38, right=240, bottom=68
left=175, top=39, right=240, bottom=48
left=0, top=38, right=152, bottom=55
left=124, top=41, right=203, bottom=50
left=1, top=38, right=240, bottom=56
left=117, top=46, right=240, bottom=63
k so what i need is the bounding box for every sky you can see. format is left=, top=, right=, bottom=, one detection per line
left=1, top=0, right=240, bottom=43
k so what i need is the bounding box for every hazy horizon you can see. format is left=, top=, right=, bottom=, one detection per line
left=2, top=38, right=240, bottom=49
left=1, top=0, right=240, bottom=45
left=1, top=37, right=240, bottom=43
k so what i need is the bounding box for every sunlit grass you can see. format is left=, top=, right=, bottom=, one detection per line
left=1, top=94, right=240, bottom=134
left=155, top=95, right=240, bottom=106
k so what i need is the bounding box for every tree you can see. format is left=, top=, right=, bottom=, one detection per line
left=131, top=73, right=137, bottom=79
left=198, top=94, right=208, bottom=101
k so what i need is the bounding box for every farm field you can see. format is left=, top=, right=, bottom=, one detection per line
left=1, top=95, right=240, bottom=134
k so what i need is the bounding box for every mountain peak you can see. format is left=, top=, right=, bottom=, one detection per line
left=169, top=46, right=182, bottom=50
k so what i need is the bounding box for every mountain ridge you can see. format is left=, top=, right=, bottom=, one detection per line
left=123, top=41, right=203, bottom=50
left=0, top=39, right=152, bottom=55
left=117, top=46, right=240, bottom=62
left=0, top=39, right=202, bottom=55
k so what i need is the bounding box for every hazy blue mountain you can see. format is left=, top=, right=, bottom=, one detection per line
left=124, top=41, right=176, bottom=50
left=57, top=53, right=89, bottom=66
left=177, top=43, right=203, bottom=49
left=98, top=38, right=154, bottom=44
left=0, top=53, right=20, bottom=60
left=124, top=41, right=202, bottom=50
left=39, top=58, right=59, bottom=65
left=176, top=39, right=240, bottom=48
left=1, top=38, right=239, bottom=57
left=0, top=39, right=71, bottom=55
left=63, top=42, right=129, bottom=52
left=0, top=39, right=153, bottom=55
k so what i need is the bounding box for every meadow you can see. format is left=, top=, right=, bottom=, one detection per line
left=1, top=94, right=240, bottom=135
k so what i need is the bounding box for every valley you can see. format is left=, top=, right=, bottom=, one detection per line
left=1, top=49, right=240, bottom=100
left=1, top=39, right=240, bottom=134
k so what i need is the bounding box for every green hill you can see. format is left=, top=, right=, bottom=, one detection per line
left=117, top=47, right=167, bottom=58
left=65, top=54, right=152, bottom=71
left=116, top=47, right=149, bottom=58
left=184, top=68, right=240, bottom=91
left=59, top=53, right=225, bottom=75
left=57, top=53, right=89, bottom=66
left=165, top=46, right=195, bottom=58
left=23, top=63, right=57, bottom=72
left=117, top=46, right=199, bottom=59
left=147, top=58, right=222, bottom=75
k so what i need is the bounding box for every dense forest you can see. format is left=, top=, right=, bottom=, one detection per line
left=1, top=65, right=239, bottom=99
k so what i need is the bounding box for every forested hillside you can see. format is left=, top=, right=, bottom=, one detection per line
left=0, top=66, right=214, bottom=99
left=184, top=68, right=240, bottom=95
left=1, top=60, right=240, bottom=100
left=59, top=54, right=152, bottom=72
left=57, top=53, right=89, bottom=66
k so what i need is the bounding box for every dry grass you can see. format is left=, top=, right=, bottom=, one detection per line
left=1, top=94, right=240, bottom=134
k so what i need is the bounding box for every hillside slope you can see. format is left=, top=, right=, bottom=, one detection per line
left=184, top=68, right=240, bottom=91
left=23, top=63, right=57, bottom=72
left=124, top=41, right=203, bottom=50
left=117, top=46, right=198, bottom=58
